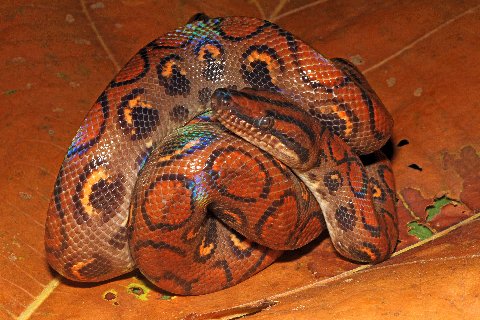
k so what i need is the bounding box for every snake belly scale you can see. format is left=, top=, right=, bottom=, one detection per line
left=45, top=14, right=398, bottom=295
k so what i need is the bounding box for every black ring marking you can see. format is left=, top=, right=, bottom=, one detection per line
left=238, top=249, right=270, bottom=283
left=346, top=158, right=370, bottom=199
left=331, top=58, right=387, bottom=141
left=140, top=174, right=196, bottom=232
left=326, top=139, right=369, bottom=199
left=46, top=167, right=69, bottom=257
left=211, top=206, right=248, bottom=230
left=377, top=164, right=395, bottom=198
left=310, top=101, right=360, bottom=141
left=254, top=189, right=296, bottom=239
left=216, top=20, right=273, bottom=42
left=214, top=260, right=233, bottom=288
left=67, top=92, right=109, bottom=158
left=351, top=242, right=382, bottom=262
left=204, top=146, right=272, bottom=202
left=360, top=212, right=381, bottom=238
left=110, top=47, right=150, bottom=88
left=162, top=271, right=199, bottom=295
left=133, top=240, right=186, bottom=257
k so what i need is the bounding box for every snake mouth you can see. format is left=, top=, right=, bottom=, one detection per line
left=211, top=93, right=301, bottom=168
left=212, top=108, right=275, bottom=150
left=211, top=88, right=277, bottom=151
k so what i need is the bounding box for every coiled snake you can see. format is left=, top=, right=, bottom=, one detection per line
left=45, top=14, right=398, bottom=295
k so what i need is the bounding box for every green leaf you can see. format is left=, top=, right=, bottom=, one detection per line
left=407, top=221, right=434, bottom=240
left=426, top=195, right=457, bottom=221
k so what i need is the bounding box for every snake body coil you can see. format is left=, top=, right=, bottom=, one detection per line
left=45, top=15, right=397, bottom=295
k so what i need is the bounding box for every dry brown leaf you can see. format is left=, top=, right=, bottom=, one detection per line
left=0, top=1, right=479, bottom=319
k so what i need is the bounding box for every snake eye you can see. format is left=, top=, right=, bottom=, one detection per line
left=257, top=116, right=275, bottom=130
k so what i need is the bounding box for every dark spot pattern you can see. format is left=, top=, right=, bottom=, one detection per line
left=71, top=160, right=125, bottom=226
left=169, top=105, right=190, bottom=123
left=156, top=54, right=191, bottom=96
left=334, top=202, right=357, bottom=232
left=323, top=170, right=343, bottom=193
left=108, top=227, right=129, bottom=250
left=118, top=88, right=160, bottom=140
left=198, top=87, right=212, bottom=105
left=65, top=254, right=112, bottom=280
left=240, top=45, right=284, bottom=91
left=310, top=102, right=359, bottom=141
left=89, top=177, right=126, bottom=223
left=194, top=38, right=225, bottom=82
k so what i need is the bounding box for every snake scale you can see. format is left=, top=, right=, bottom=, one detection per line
left=45, top=14, right=398, bottom=295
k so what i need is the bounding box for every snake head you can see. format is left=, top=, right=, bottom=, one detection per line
left=211, top=88, right=321, bottom=171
